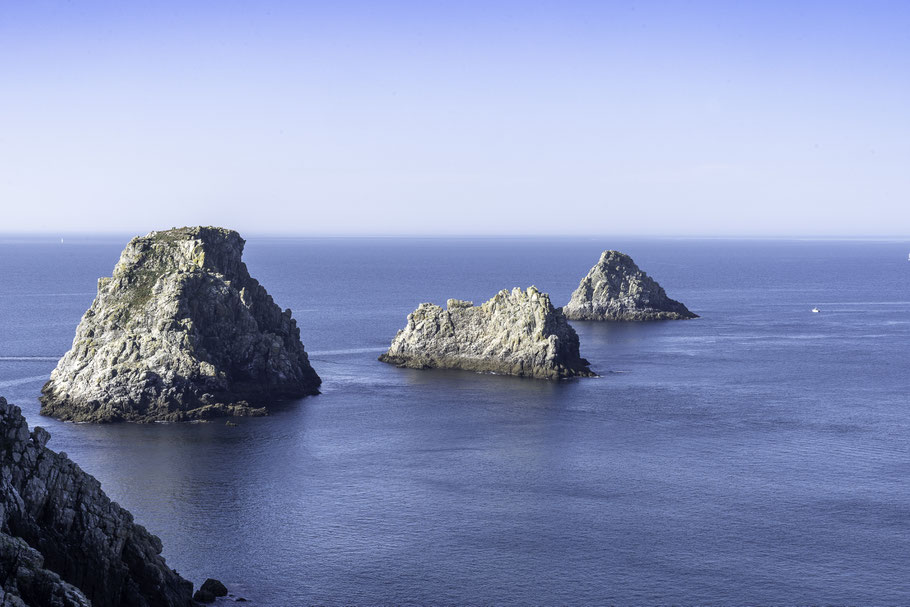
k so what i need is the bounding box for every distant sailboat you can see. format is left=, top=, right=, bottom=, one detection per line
left=60, top=238, right=64, bottom=244
left=812, top=307, right=820, bottom=313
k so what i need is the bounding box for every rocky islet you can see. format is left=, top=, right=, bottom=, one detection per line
left=380, top=286, right=594, bottom=379
left=563, top=250, right=698, bottom=321
left=40, top=226, right=321, bottom=423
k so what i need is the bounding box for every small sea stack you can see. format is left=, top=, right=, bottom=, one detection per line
left=380, top=286, right=594, bottom=380
left=40, top=226, right=321, bottom=423
left=563, top=250, right=697, bottom=321
left=0, top=396, right=194, bottom=606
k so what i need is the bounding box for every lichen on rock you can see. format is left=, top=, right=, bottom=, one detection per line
left=0, top=396, right=194, bottom=606
left=379, top=286, right=594, bottom=380
left=563, top=250, right=697, bottom=321
left=40, top=226, right=321, bottom=423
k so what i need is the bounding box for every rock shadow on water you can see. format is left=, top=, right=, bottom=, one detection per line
left=395, top=365, right=583, bottom=399
left=570, top=317, right=691, bottom=349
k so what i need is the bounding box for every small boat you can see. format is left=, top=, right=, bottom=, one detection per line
left=812, top=307, right=820, bottom=313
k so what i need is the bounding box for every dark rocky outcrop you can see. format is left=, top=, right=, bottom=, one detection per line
left=199, top=579, right=227, bottom=598
left=563, top=250, right=698, bottom=321
left=192, top=588, right=215, bottom=603
left=40, top=226, right=321, bottom=423
left=380, top=287, right=594, bottom=380
left=0, top=396, right=193, bottom=606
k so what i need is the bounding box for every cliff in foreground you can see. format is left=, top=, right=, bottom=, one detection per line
left=380, top=287, right=594, bottom=380
left=563, top=250, right=698, bottom=321
left=41, top=226, right=321, bottom=422
left=0, top=396, right=193, bottom=607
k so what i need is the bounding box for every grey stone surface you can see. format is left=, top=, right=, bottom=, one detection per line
left=0, top=396, right=193, bottom=607
left=380, top=287, right=594, bottom=380
left=563, top=251, right=698, bottom=321
left=40, top=226, right=321, bottom=422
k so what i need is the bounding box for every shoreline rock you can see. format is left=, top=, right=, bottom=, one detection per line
left=563, top=250, right=698, bottom=321
left=194, top=578, right=228, bottom=603
left=380, top=287, right=594, bottom=380
left=0, top=396, right=194, bottom=606
left=40, top=226, right=321, bottom=423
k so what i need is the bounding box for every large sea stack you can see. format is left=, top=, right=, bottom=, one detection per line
left=40, top=226, right=321, bottom=423
left=379, top=286, right=594, bottom=380
left=0, top=396, right=193, bottom=606
left=563, top=250, right=697, bottom=321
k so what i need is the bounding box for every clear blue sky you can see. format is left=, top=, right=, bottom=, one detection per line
left=1, top=1, right=908, bottom=236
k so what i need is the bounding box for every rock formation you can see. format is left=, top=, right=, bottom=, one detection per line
left=40, top=226, right=321, bottom=423
left=0, top=396, right=193, bottom=606
left=379, top=287, right=594, bottom=380
left=199, top=579, right=227, bottom=597
left=193, top=578, right=228, bottom=603
left=563, top=250, right=698, bottom=321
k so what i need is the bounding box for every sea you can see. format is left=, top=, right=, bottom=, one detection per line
left=1, top=236, right=908, bottom=605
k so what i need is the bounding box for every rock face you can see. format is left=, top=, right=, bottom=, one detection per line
left=563, top=250, right=698, bottom=321
left=40, top=226, right=321, bottom=423
left=379, top=287, right=594, bottom=380
left=0, top=396, right=193, bottom=606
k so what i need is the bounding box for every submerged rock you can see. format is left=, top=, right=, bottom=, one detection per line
left=0, top=396, right=193, bottom=606
left=563, top=250, right=698, bottom=321
left=40, top=226, right=321, bottom=423
left=379, top=287, right=594, bottom=380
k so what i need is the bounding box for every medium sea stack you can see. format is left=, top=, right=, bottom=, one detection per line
left=380, top=286, right=594, bottom=380
left=40, top=226, right=321, bottom=422
left=563, top=250, right=697, bottom=321
left=0, top=396, right=194, bottom=606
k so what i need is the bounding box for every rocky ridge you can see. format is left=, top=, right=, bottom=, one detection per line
left=563, top=250, right=698, bottom=321
left=0, top=396, right=193, bottom=606
left=40, top=226, right=321, bottom=423
left=380, top=287, right=594, bottom=379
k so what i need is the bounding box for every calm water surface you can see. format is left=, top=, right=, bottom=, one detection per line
left=1, top=237, right=909, bottom=605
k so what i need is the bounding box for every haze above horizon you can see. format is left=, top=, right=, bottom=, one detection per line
left=2, top=1, right=908, bottom=237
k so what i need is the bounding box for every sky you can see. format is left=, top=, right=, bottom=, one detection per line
left=1, top=1, right=909, bottom=236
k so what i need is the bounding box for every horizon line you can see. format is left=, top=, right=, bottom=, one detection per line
left=1, top=231, right=909, bottom=242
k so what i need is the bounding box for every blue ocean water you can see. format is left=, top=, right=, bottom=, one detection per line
left=1, top=236, right=909, bottom=605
